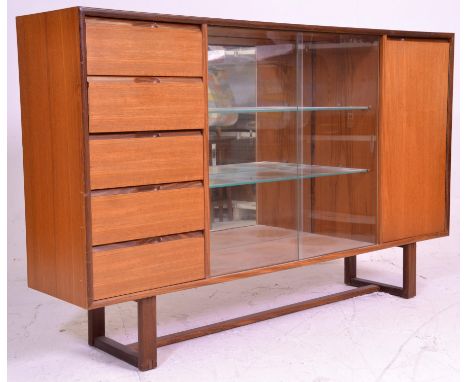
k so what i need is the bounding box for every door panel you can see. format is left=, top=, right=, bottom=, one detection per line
left=379, top=37, right=450, bottom=243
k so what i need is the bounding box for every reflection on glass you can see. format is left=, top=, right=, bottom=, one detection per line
left=208, top=27, right=379, bottom=276
left=298, top=33, right=379, bottom=260
left=208, top=28, right=299, bottom=276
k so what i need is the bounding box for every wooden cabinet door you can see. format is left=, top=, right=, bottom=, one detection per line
left=379, top=37, right=451, bottom=243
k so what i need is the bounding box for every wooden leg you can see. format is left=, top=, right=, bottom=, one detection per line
left=402, top=243, right=416, bottom=298
left=88, top=297, right=157, bottom=371
left=88, top=307, right=105, bottom=346
left=137, top=297, right=157, bottom=371
left=344, top=243, right=417, bottom=299
left=344, top=256, right=356, bottom=285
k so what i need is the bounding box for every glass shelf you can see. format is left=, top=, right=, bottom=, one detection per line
left=209, top=161, right=368, bottom=189
left=209, top=106, right=370, bottom=114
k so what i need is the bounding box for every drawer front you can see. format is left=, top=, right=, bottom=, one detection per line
left=90, top=134, right=204, bottom=189
left=93, top=237, right=205, bottom=299
left=85, top=18, right=203, bottom=77
left=88, top=78, right=205, bottom=133
left=91, top=187, right=204, bottom=245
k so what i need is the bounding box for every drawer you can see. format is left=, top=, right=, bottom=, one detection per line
left=93, top=236, right=205, bottom=300
left=91, top=186, right=204, bottom=245
left=88, top=78, right=205, bottom=133
left=85, top=18, right=203, bottom=77
left=89, top=134, right=204, bottom=190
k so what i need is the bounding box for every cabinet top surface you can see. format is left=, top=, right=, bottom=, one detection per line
left=17, top=6, right=454, bottom=40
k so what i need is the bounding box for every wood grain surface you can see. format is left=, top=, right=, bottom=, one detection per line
left=93, top=237, right=205, bottom=299
left=89, top=134, right=204, bottom=189
left=81, top=7, right=453, bottom=40
left=88, top=78, right=205, bottom=133
left=17, top=8, right=88, bottom=307
left=379, top=38, right=449, bottom=242
left=91, top=187, right=205, bottom=245
left=86, top=17, right=203, bottom=77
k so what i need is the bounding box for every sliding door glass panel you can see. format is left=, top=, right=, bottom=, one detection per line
left=299, top=34, right=379, bottom=259
left=207, top=27, right=379, bottom=276
left=208, top=27, right=300, bottom=276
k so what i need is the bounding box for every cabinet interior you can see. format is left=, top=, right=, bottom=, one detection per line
left=207, top=27, right=380, bottom=276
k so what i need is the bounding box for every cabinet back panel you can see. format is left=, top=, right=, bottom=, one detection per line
left=16, top=8, right=88, bottom=307
left=380, top=38, right=449, bottom=242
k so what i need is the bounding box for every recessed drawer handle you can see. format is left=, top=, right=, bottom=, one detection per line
left=134, top=77, right=161, bottom=84
left=129, top=20, right=159, bottom=29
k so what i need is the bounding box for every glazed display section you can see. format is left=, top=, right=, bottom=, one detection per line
left=208, top=28, right=379, bottom=275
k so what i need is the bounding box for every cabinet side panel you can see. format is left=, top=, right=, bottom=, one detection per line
left=380, top=39, right=449, bottom=243
left=16, top=8, right=88, bottom=307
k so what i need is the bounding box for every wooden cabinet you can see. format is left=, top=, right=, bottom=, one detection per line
left=16, top=7, right=453, bottom=371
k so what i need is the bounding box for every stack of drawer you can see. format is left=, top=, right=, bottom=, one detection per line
left=85, top=18, right=206, bottom=300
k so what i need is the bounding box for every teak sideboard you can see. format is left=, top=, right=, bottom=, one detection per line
left=16, top=7, right=454, bottom=371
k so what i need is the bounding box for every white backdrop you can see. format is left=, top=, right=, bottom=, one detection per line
left=7, top=0, right=460, bottom=267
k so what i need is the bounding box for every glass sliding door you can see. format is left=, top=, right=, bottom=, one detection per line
left=207, top=27, right=379, bottom=276
left=298, top=33, right=379, bottom=259
left=208, top=27, right=300, bottom=276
